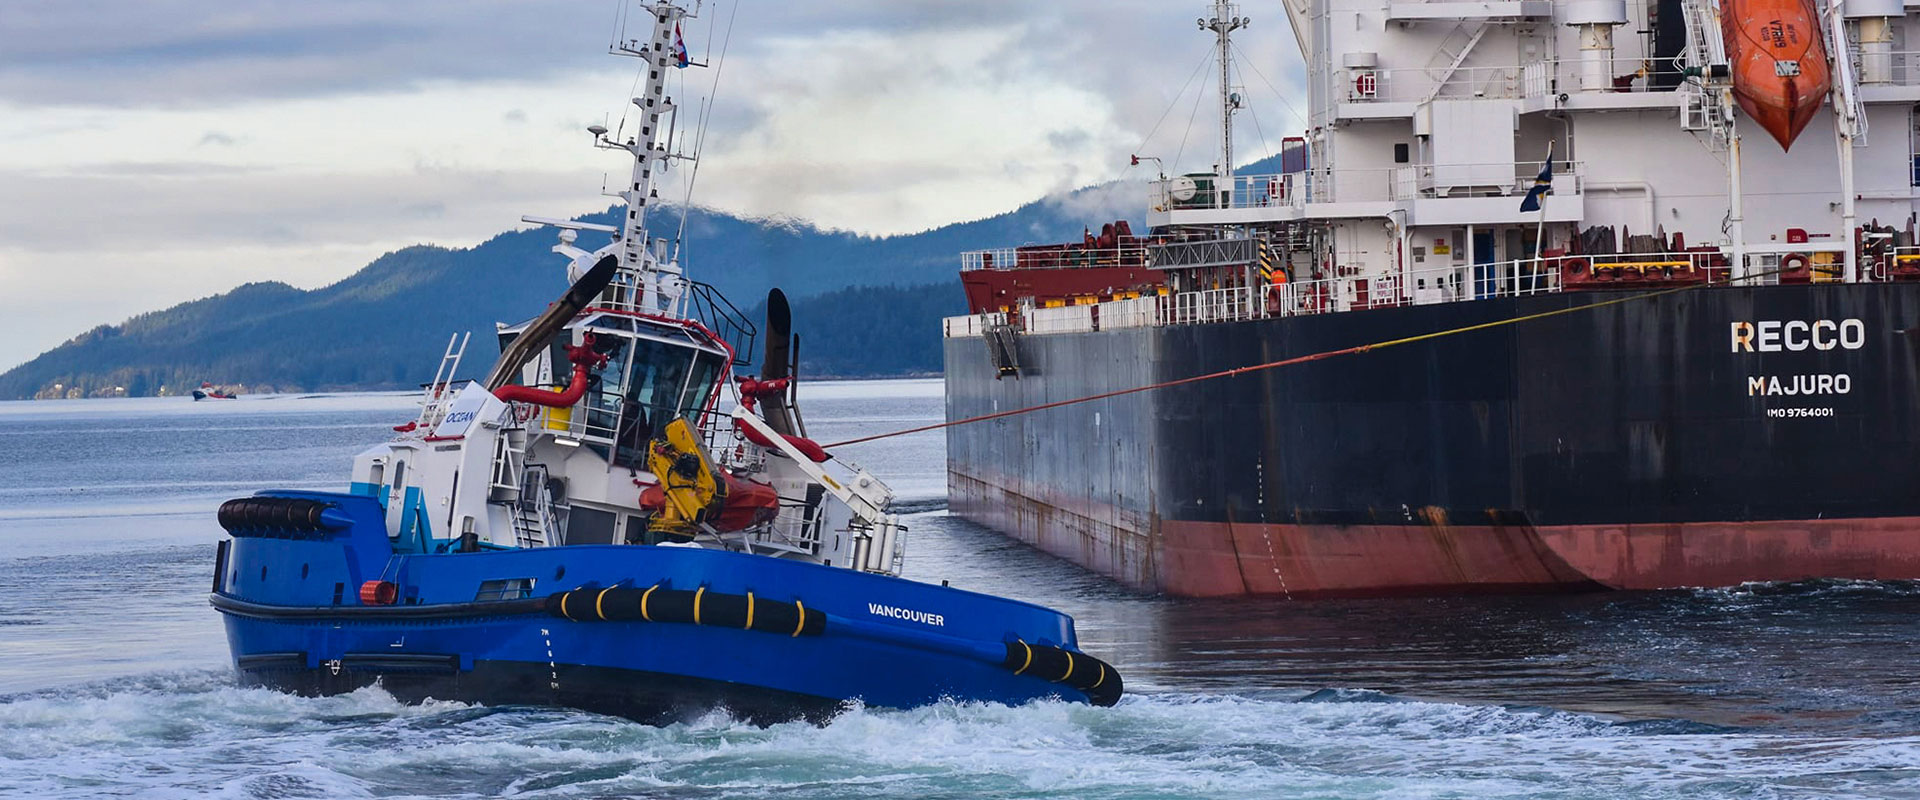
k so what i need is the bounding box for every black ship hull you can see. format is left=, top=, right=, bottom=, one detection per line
left=944, top=283, right=1920, bottom=596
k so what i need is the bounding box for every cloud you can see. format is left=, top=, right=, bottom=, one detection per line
left=0, top=0, right=1312, bottom=371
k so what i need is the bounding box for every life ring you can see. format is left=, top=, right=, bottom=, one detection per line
left=1353, top=72, right=1377, bottom=98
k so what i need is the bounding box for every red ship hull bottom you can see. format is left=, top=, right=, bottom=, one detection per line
left=951, top=468, right=1920, bottom=598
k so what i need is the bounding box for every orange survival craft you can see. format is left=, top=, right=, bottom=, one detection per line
left=1722, top=0, right=1832, bottom=150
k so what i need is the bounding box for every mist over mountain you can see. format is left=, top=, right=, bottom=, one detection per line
left=0, top=174, right=1162, bottom=399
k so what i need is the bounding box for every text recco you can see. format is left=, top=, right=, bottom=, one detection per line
left=1730, top=319, right=1865, bottom=352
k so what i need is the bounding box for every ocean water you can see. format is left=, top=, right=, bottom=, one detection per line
left=3, top=379, right=1919, bottom=799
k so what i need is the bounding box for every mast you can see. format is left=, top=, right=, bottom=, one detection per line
left=1201, top=1, right=1247, bottom=207
left=597, top=1, right=698, bottom=315
left=1827, top=0, right=1866, bottom=282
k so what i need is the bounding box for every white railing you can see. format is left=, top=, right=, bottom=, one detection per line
left=1522, top=61, right=1553, bottom=99
left=1271, top=259, right=1567, bottom=318
left=1337, top=66, right=1526, bottom=103
left=960, top=246, right=1148, bottom=271
left=1390, top=161, right=1581, bottom=201
left=1522, top=57, right=1693, bottom=97
left=1152, top=169, right=1401, bottom=211
left=1856, top=49, right=1920, bottom=86
left=1164, top=286, right=1263, bottom=325
left=960, top=248, right=1018, bottom=271
left=943, top=311, right=1007, bottom=338
left=1100, top=295, right=1161, bottom=329
left=1152, top=163, right=1576, bottom=211
left=1340, top=58, right=1698, bottom=103
left=964, top=251, right=1765, bottom=337
left=1024, top=304, right=1096, bottom=334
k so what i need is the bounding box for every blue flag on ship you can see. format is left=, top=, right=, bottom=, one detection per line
left=672, top=23, right=691, bottom=68
left=1519, top=151, right=1553, bottom=212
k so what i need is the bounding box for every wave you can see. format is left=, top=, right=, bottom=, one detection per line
left=1687, top=578, right=1920, bottom=600
left=4, top=673, right=1916, bottom=799
left=886, top=496, right=949, bottom=515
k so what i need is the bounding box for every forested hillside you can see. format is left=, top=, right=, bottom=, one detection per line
left=3, top=155, right=1310, bottom=399
left=0, top=180, right=1136, bottom=399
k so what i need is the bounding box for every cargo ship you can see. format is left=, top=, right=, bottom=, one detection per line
left=942, top=0, right=1920, bottom=596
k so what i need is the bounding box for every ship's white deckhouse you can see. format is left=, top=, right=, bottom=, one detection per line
left=1147, top=0, right=1919, bottom=305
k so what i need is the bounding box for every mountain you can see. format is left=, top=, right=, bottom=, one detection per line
left=0, top=177, right=1156, bottom=399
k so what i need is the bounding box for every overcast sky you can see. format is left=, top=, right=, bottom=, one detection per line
left=0, top=1, right=1305, bottom=372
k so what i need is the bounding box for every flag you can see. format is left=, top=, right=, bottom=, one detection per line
left=671, top=22, right=690, bottom=68
left=1519, top=148, right=1553, bottom=212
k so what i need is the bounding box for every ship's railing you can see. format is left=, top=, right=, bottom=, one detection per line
left=1100, top=294, right=1161, bottom=329
left=1390, top=160, right=1581, bottom=201
left=943, top=311, right=1008, bottom=338
left=1271, top=258, right=1567, bottom=317
left=1025, top=304, right=1097, bottom=334
left=1155, top=162, right=1577, bottom=211
left=1336, top=65, right=1525, bottom=103
left=972, top=251, right=1736, bottom=337
left=1847, top=48, right=1920, bottom=87
left=1152, top=169, right=1401, bottom=210
left=960, top=248, right=1020, bottom=271
left=960, top=246, right=1148, bottom=271
left=1521, top=57, right=1691, bottom=97
left=531, top=404, right=621, bottom=446
left=1163, top=286, right=1263, bottom=325
left=1868, top=245, right=1920, bottom=281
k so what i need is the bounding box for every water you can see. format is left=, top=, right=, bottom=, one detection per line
left=3, top=380, right=1919, bottom=798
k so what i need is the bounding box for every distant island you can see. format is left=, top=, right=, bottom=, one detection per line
left=0, top=175, right=1156, bottom=400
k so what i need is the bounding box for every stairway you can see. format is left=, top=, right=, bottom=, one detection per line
left=1677, top=0, right=1734, bottom=145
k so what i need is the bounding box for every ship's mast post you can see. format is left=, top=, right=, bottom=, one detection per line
left=596, top=1, right=698, bottom=315
left=1836, top=124, right=1859, bottom=282
left=1728, top=128, right=1746, bottom=279
left=1828, top=0, right=1869, bottom=282
left=1201, top=1, right=1247, bottom=210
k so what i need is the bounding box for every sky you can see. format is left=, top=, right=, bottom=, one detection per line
left=0, top=1, right=1306, bottom=372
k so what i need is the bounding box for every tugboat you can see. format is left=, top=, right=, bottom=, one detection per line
left=192, top=382, right=238, bottom=401
left=210, top=1, right=1120, bottom=724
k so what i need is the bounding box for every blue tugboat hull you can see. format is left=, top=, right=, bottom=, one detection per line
left=213, top=491, right=1119, bottom=723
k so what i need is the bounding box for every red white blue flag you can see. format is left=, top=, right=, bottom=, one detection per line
left=671, top=22, right=690, bottom=68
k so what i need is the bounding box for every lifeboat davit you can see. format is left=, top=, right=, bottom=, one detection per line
left=1722, top=0, right=1831, bottom=150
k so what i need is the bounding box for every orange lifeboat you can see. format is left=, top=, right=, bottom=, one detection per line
left=1722, top=0, right=1831, bottom=150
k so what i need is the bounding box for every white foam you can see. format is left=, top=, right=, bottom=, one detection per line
left=3, top=676, right=1919, bottom=799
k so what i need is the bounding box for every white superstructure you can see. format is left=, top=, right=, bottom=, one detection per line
left=340, top=1, right=904, bottom=576
left=1147, top=0, right=1918, bottom=300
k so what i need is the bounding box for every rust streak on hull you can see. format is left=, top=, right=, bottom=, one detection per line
left=955, top=467, right=1920, bottom=597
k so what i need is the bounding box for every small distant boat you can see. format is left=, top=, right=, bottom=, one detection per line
left=192, top=383, right=238, bottom=401
left=1722, top=0, right=1831, bottom=150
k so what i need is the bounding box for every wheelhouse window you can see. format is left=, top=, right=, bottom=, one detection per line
left=680, top=351, right=725, bottom=417
left=603, top=333, right=727, bottom=466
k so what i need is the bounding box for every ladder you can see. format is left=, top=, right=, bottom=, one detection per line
left=1678, top=0, right=1735, bottom=146
left=1825, top=0, right=1866, bottom=142
left=511, top=464, right=554, bottom=548
left=413, top=332, right=471, bottom=428
left=1423, top=22, right=1490, bottom=104
left=488, top=428, right=526, bottom=497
